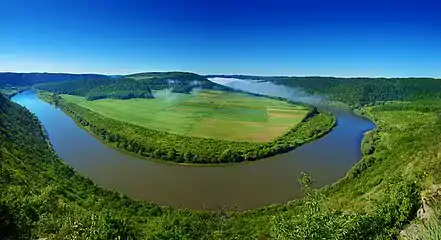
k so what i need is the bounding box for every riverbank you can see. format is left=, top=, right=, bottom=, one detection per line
left=12, top=90, right=369, bottom=209
left=6, top=90, right=437, bottom=239
left=38, top=90, right=337, bottom=165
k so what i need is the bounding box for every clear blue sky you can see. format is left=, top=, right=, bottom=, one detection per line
left=1, top=0, right=440, bottom=77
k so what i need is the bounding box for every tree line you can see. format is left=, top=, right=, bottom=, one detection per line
left=211, top=75, right=441, bottom=107
left=1, top=90, right=428, bottom=239
left=40, top=92, right=336, bottom=164
left=34, top=71, right=231, bottom=100
left=35, top=78, right=154, bottom=100
left=127, top=71, right=231, bottom=93
left=0, top=72, right=109, bottom=88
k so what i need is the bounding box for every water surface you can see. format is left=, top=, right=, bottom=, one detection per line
left=12, top=80, right=374, bottom=210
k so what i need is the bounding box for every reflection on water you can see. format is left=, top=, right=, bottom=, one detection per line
left=12, top=80, right=374, bottom=210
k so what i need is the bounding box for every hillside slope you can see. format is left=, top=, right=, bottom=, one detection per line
left=34, top=72, right=229, bottom=100
left=126, top=71, right=229, bottom=93
left=210, top=75, right=441, bottom=107
left=0, top=92, right=223, bottom=239
left=2, top=75, right=441, bottom=238
left=0, top=72, right=110, bottom=88
left=35, top=78, right=154, bottom=100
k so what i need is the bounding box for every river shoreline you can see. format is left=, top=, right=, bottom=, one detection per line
left=37, top=90, right=337, bottom=166
left=11, top=81, right=374, bottom=210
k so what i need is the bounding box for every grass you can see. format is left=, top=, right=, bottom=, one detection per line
left=61, top=90, right=308, bottom=142
left=5, top=88, right=441, bottom=238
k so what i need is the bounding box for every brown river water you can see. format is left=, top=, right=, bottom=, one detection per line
left=12, top=79, right=374, bottom=210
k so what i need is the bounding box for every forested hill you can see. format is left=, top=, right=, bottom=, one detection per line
left=34, top=72, right=228, bottom=100
left=2, top=78, right=440, bottom=238
left=126, top=71, right=229, bottom=93
left=35, top=78, right=154, bottom=100
left=0, top=72, right=110, bottom=88
left=209, top=75, right=441, bottom=107
left=0, top=92, right=158, bottom=239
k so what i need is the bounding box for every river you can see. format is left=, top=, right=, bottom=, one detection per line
left=11, top=79, right=374, bottom=210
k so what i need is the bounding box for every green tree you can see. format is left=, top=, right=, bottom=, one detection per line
left=166, top=148, right=177, bottom=160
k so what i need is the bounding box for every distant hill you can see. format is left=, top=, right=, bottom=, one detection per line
left=205, top=74, right=267, bottom=80
left=35, top=78, right=154, bottom=100
left=206, top=74, right=441, bottom=107
left=126, top=71, right=229, bottom=93
left=0, top=72, right=110, bottom=88
left=34, top=72, right=229, bottom=100
left=0, top=71, right=228, bottom=94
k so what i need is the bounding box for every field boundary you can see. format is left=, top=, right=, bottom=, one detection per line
left=38, top=90, right=336, bottom=164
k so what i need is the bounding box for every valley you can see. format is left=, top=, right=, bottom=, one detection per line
left=34, top=72, right=335, bottom=164
left=2, top=72, right=441, bottom=239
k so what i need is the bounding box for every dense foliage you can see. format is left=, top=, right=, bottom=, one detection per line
left=1, top=90, right=432, bottom=239
left=0, top=72, right=109, bottom=88
left=210, top=75, right=441, bottom=107
left=35, top=78, right=154, bottom=100
left=0, top=92, right=224, bottom=239
left=39, top=91, right=335, bottom=164
left=34, top=72, right=230, bottom=100
left=3, top=75, right=441, bottom=239
left=127, top=72, right=230, bottom=93
left=0, top=87, right=20, bottom=98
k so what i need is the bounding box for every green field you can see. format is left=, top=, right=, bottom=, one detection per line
left=61, top=90, right=308, bottom=142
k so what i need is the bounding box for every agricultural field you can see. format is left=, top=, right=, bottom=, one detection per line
left=61, top=90, right=308, bottom=142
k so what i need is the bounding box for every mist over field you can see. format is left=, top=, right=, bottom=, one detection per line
left=152, top=88, right=180, bottom=102
left=208, top=77, right=325, bottom=105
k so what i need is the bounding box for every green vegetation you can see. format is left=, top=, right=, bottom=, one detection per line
left=0, top=72, right=109, bottom=88
left=126, top=71, right=229, bottom=93
left=269, top=77, right=441, bottom=107
left=34, top=71, right=230, bottom=101
left=0, top=88, right=19, bottom=98
left=0, top=86, right=28, bottom=98
left=1, top=89, right=436, bottom=239
left=60, top=90, right=309, bottom=142
left=2, top=73, right=441, bottom=239
left=0, top=92, right=222, bottom=239
left=34, top=72, right=335, bottom=163
left=35, top=78, right=154, bottom=100
left=39, top=91, right=335, bottom=164
left=211, top=75, right=441, bottom=107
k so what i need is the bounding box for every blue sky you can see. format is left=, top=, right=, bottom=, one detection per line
left=1, top=0, right=440, bottom=77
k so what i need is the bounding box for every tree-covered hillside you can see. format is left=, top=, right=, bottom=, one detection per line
left=0, top=72, right=110, bottom=88
left=0, top=92, right=227, bottom=239
left=126, top=72, right=230, bottom=93
left=2, top=75, right=441, bottom=239
left=34, top=72, right=229, bottom=100
left=35, top=78, right=154, bottom=100
left=2, top=88, right=438, bottom=239
left=269, top=77, right=441, bottom=107
left=210, top=75, right=441, bottom=107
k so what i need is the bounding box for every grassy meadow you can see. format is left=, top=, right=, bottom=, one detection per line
left=61, top=90, right=308, bottom=142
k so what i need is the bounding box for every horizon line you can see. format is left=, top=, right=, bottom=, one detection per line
left=0, top=71, right=440, bottom=79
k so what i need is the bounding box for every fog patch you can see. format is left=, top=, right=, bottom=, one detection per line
left=208, top=77, right=326, bottom=105
left=167, top=79, right=179, bottom=85
left=153, top=88, right=180, bottom=103
left=208, top=77, right=238, bottom=86
left=190, top=80, right=202, bottom=87
left=191, top=87, right=202, bottom=96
